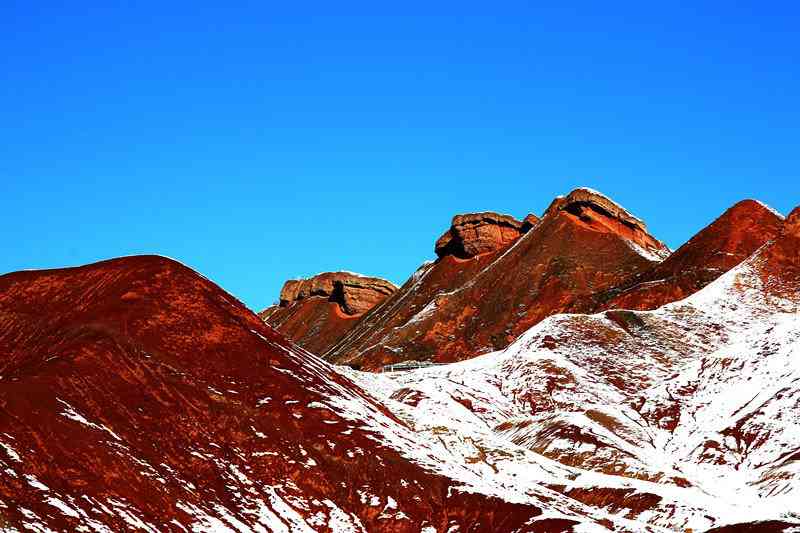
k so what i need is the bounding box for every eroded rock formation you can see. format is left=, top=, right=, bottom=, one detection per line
left=434, top=212, right=525, bottom=259
left=261, top=272, right=396, bottom=354
left=543, top=188, right=670, bottom=261
left=277, top=272, right=396, bottom=315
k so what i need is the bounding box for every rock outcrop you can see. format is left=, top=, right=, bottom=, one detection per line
left=261, top=272, right=396, bottom=354
left=277, top=272, right=396, bottom=315
left=521, top=213, right=541, bottom=232
left=785, top=205, right=800, bottom=235
left=434, top=212, right=525, bottom=259
left=325, top=188, right=670, bottom=370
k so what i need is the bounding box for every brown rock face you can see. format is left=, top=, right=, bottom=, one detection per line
left=757, top=204, right=800, bottom=301
left=0, top=256, right=542, bottom=531
left=576, top=199, right=784, bottom=312
left=261, top=272, right=396, bottom=354
left=325, top=188, right=669, bottom=370
left=435, top=212, right=525, bottom=259
left=277, top=272, right=396, bottom=315
left=543, top=188, right=669, bottom=261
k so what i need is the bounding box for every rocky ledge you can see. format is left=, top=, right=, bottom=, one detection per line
left=278, top=272, right=397, bottom=315
left=435, top=212, right=534, bottom=259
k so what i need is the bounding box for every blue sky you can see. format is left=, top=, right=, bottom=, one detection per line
left=2, top=2, right=798, bottom=310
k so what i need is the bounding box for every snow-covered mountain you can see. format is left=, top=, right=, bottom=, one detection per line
left=1, top=204, right=798, bottom=532
left=344, top=206, right=800, bottom=531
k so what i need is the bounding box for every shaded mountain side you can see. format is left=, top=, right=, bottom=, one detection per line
left=325, top=188, right=669, bottom=370
left=569, top=199, right=785, bottom=313
left=0, top=256, right=546, bottom=532
left=259, top=271, right=396, bottom=354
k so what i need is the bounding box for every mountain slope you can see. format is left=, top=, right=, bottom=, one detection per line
left=0, top=256, right=550, bottom=532
left=326, top=188, right=669, bottom=370
left=347, top=206, right=800, bottom=531
left=576, top=199, right=784, bottom=312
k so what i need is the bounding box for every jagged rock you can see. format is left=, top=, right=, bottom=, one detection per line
left=278, top=272, right=395, bottom=315
left=435, top=212, right=524, bottom=259
left=521, top=213, right=540, bottom=232
left=784, top=205, right=800, bottom=235
left=262, top=272, right=396, bottom=355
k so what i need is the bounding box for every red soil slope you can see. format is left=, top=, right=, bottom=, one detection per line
left=575, top=199, right=784, bottom=312
left=0, top=256, right=546, bottom=532
left=260, top=272, right=396, bottom=355
left=325, top=189, right=670, bottom=370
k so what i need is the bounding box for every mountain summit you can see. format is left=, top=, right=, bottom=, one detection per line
left=323, top=188, right=670, bottom=369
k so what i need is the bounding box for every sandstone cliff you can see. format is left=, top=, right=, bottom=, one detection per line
left=260, top=272, right=396, bottom=354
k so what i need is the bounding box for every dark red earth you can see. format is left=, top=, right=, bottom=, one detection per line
left=0, top=256, right=549, bottom=532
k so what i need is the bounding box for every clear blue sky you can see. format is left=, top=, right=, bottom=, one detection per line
left=2, top=2, right=798, bottom=310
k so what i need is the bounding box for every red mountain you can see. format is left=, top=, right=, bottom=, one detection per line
left=574, top=199, right=785, bottom=312
left=349, top=203, right=800, bottom=531
left=2, top=202, right=798, bottom=532
left=324, top=188, right=670, bottom=370
left=259, top=272, right=396, bottom=355
left=0, top=256, right=547, bottom=532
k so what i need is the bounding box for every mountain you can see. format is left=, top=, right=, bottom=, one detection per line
left=573, top=199, right=785, bottom=312
left=3, top=200, right=797, bottom=532
left=324, top=188, right=670, bottom=370
left=259, top=272, right=396, bottom=355
left=347, top=205, right=800, bottom=531
left=0, top=257, right=546, bottom=532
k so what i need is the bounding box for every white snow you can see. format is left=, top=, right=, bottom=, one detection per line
left=331, top=236, right=800, bottom=530
left=0, top=440, right=21, bottom=462
left=57, top=399, right=121, bottom=441
left=754, top=199, right=785, bottom=219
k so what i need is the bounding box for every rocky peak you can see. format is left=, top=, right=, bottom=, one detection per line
left=435, top=212, right=524, bottom=259
left=543, top=187, right=670, bottom=261
left=279, top=272, right=396, bottom=315
left=578, top=198, right=785, bottom=312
